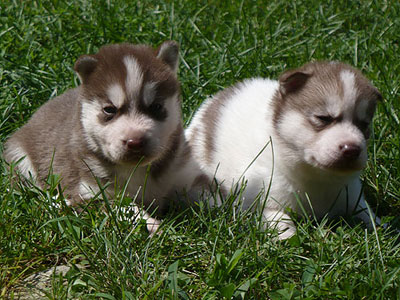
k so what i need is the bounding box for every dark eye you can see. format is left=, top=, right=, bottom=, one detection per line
left=149, top=102, right=163, bottom=112
left=103, top=106, right=117, bottom=119
left=315, top=115, right=334, bottom=125
left=146, top=101, right=167, bottom=121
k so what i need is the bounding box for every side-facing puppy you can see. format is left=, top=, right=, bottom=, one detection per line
left=187, top=61, right=382, bottom=239
left=4, top=41, right=190, bottom=233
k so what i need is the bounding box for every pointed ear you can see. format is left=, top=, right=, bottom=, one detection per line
left=157, top=40, right=179, bottom=73
left=279, top=69, right=312, bottom=95
left=74, top=55, right=98, bottom=84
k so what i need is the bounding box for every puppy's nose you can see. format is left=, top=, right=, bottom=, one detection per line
left=124, top=137, right=145, bottom=150
left=339, top=143, right=361, bottom=159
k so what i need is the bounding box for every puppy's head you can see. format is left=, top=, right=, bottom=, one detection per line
left=273, top=61, right=381, bottom=174
left=74, top=41, right=181, bottom=165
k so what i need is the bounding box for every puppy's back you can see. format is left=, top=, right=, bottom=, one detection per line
left=187, top=78, right=279, bottom=185
left=4, top=88, right=81, bottom=181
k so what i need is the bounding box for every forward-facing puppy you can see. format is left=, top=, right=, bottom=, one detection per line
left=187, top=61, right=382, bottom=239
left=4, top=41, right=191, bottom=233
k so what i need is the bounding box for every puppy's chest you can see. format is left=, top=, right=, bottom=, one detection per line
left=113, top=166, right=166, bottom=205
left=277, top=174, right=352, bottom=216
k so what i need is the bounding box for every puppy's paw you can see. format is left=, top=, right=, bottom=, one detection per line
left=277, top=225, right=297, bottom=240
left=146, top=217, right=162, bottom=237
left=263, top=210, right=297, bottom=240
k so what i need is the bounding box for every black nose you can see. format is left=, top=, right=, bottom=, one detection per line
left=124, top=137, right=145, bottom=150
left=339, top=143, right=361, bottom=160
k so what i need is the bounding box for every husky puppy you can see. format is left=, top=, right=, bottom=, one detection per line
left=4, top=41, right=191, bottom=233
left=187, top=61, right=382, bottom=239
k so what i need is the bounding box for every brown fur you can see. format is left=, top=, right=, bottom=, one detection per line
left=201, top=84, right=242, bottom=164
left=150, top=124, right=183, bottom=179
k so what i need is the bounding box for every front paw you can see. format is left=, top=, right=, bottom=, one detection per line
left=277, top=224, right=297, bottom=240
left=263, top=210, right=296, bottom=240
left=146, top=217, right=162, bottom=236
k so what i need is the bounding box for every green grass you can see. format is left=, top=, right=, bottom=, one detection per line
left=1, top=0, right=400, bottom=298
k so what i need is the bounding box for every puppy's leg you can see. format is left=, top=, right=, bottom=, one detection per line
left=145, top=214, right=162, bottom=236
left=130, top=205, right=161, bottom=236
left=77, top=181, right=162, bottom=235
left=354, top=196, right=382, bottom=228
left=263, top=209, right=296, bottom=240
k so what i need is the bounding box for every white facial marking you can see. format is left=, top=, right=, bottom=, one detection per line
left=278, top=110, right=314, bottom=148
left=81, top=100, right=102, bottom=152
left=123, top=56, right=143, bottom=98
left=107, top=84, right=125, bottom=108
left=340, top=70, right=358, bottom=118
left=143, top=82, right=158, bottom=107
left=6, top=146, right=37, bottom=179
left=340, top=70, right=357, bottom=100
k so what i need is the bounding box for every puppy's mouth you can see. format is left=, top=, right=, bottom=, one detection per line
left=311, top=156, right=366, bottom=174
left=120, top=151, right=156, bottom=165
left=329, top=160, right=365, bottom=173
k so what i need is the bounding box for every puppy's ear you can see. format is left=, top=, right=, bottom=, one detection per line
left=74, top=55, right=98, bottom=84
left=279, top=69, right=312, bottom=95
left=157, top=41, right=179, bottom=73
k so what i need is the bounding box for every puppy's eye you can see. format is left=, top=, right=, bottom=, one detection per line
left=146, top=100, right=167, bottom=120
left=149, top=102, right=163, bottom=112
left=315, top=115, right=334, bottom=125
left=103, top=106, right=117, bottom=119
